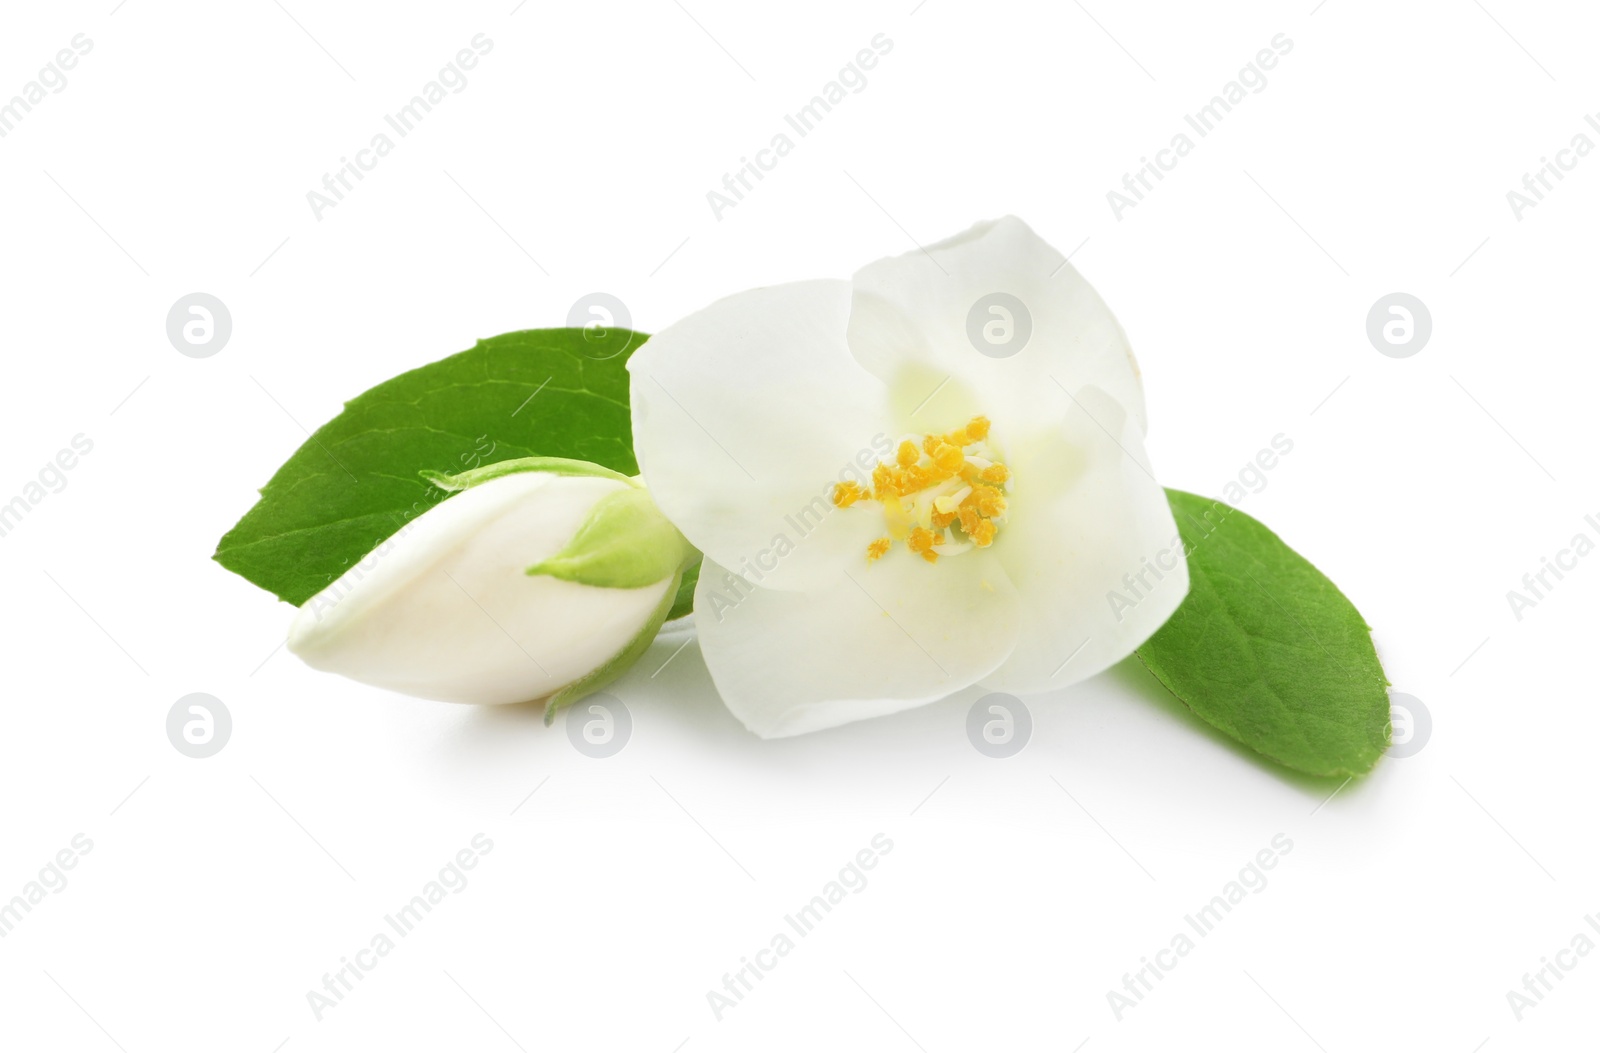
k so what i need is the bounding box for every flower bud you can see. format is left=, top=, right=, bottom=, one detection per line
left=287, top=458, right=696, bottom=715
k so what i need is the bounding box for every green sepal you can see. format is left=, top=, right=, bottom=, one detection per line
left=527, top=487, right=697, bottom=589
left=666, top=557, right=701, bottom=622
left=543, top=568, right=683, bottom=724
left=422, top=456, right=635, bottom=493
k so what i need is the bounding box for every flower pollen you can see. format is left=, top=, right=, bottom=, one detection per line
left=830, top=415, right=1011, bottom=565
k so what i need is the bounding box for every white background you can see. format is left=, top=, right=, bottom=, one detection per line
left=1, top=0, right=1595, bottom=1049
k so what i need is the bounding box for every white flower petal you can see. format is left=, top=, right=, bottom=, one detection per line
left=694, top=549, right=1021, bottom=737
left=629, top=279, right=896, bottom=591
left=288, top=472, right=672, bottom=704
left=848, top=216, right=1147, bottom=436
left=979, top=385, right=1187, bottom=695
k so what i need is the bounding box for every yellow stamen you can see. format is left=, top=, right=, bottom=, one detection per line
left=829, top=416, right=1011, bottom=564
left=974, top=487, right=1006, bottom=517
left=958, top=504, right=983, bottom=536
left=933, top=443, right=965, bottom=474
left=832, top=480, right=866, bottom=507
left=872, top=463, right=897, bottom=500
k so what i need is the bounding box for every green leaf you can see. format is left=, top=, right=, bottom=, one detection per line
left=1136, top=489, right=1391, bottom=778
left=214, top=327, right=647, bottom=605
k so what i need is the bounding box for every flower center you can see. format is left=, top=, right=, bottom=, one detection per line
left=831, top=415, right=1010, bottom=565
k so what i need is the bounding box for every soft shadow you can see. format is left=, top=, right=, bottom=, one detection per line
left=434, top=624, right=1376, bottom=804
left=1106, top=654, right=1360, bottom=799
